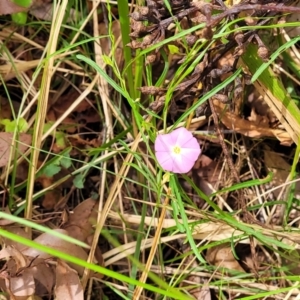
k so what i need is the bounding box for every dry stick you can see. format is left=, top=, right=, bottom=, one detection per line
left=132, top=191, right=170, bottom=300
left=156, top=2, right=300, bottom=31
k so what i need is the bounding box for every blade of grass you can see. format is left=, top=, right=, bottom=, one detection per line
left=170, top=175, right=206, bottom=264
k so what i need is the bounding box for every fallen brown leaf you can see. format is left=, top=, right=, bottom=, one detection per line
left=63, top=198, right=98, bottom=242
left=213, top=99, right=293, bottom=145
left=0, top=247, right=35, bottom=298
left=0, top=133, right=32, bottom=168
left=0, top=0, right=27, bottom=15
left=63, top=199, right=105, bottom=270
left=55, top=260, right=83, bottom=300
left=30, top=258, right=55, bottom=297
left=206, top=243, right=245, bottom=273
left=2, top=226, right=30, bottom=250
left=99, top=20, right=124, bottom=70
left=21, top=229, right=89, bottom=276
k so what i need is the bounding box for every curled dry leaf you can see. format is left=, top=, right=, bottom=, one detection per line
left=0, top=247, right=35, bottom=298
left=30, top=258, right=55, bottom=297
left=0, top=133, right=32, bottom=168
left=212, top=99, right=293, bottom=145
left=55, top=260, right=83, bottom=300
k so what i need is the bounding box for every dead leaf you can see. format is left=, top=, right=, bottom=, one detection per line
left=63, top=198, right=98, bottom=242
left=63, top=199, right=105, bottom=273
left=67, top=135, right=102, bottom=149
left=30, top=258, right=55, bottom=297
left=247, top=92, right=276, bottom=123
left=0, top=0, right=27, bottom=15
left=29, top=2, right=76, bottom=22
left=180, top=245, right=211, bottom=300
left=213, top=99, right=293, bottom=145
left=206, top=243, right=245, bottom=273
left=47, top=91, right=99, bottom=134
left=0, top=247, right=35, bottom=297
left=264, top=149, right=294, bottom=199
left=2, top=226, right=30, bottom=250
left=0, top=207, right=16, bottom=226
left=0, top=133, right=32, bottom=168
left=55, top=260, right=83, bottom=300
left=29, top=3, right=52, bottom=21
left=99, top=21, right=123, bottom=70
left=0, top=97, right=20, bottom=120
left=21, top=229, right=89, bottom=276
left=264, top=148, right=300, bottom=224
left=247, top=108, right=270, bottom=127
left=36, top=175, right=62, bottom=210
left=10, top=268, right=35, bottom=297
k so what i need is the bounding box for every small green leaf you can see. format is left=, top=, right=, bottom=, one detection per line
left=41, top=164, right=61, bottom=177
left=55, top=131, right=66, bottom=149
left=168, top=44, right=180, bottom=55
left=1, top=118, right=28, bottom=133
left=11, top=12, right=27, bottom=24
left=43, top=122, right=54, bottom=134
left=102, top=55, right=114, bottom=67
left=11, top=0, right=31, bottom=24
left=73, top=174, right=84, bottom=189
left=60, top=151, right=72, bottom=169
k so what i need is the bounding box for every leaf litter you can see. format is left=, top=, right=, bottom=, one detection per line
left=1, top=0, right=300, bottom=299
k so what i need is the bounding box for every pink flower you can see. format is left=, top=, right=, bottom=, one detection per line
left=154, top=127, right=201, bottom=174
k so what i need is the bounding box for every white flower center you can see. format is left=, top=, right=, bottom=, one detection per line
left=172, top=145, right=181, bottom=155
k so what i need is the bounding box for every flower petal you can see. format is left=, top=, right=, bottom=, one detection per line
left=172, top=154, right=198, bottom=173
left=181, top=141, right=201, bottom=158
left=154, top=134, right=172, bottom=152
left=156, top=151, right=175, bottom=172
left=170, top=127, right=194, bottom=146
